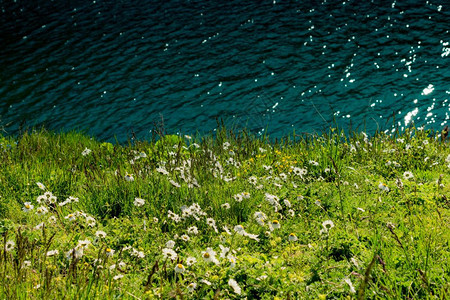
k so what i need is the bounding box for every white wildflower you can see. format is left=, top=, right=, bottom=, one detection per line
left=162, top=248, right=177, bottom=260
left=23, top=260, right=31, bottom=268
left=165, top=240, right=176, bottom=249
left=169, top=179, right=181, bottom=188
left=133, top=197, right=145, bottom=207
left=288, top=233, right=298, bottom=242
left=5, top=240, right=15, bottom=252
left=283, top=199, right=291, bottom=208
left=228, top=278, right=241, bottom=295
left=66, top=246, right=84, bottom=259
left=85, top=216, right=96, bottom=227
left=36, top=182, right=46, bottom=190
left=64, top=213, right=76, bottom=221
left=248, top=176, right=258, bottom=185
left=234, top=225, right=245, bottom=235
left=95, top=230, right=107, bottom=238
left=46, top=249, right=59, bottom=257
left=322, top=220, right=335, bottom=233
left=270, top=220, right=280, bottom=230
left=35, top=222, right=44, bottom=230
left=113, top=274, right=124, bottom=280
left=201, top=248, right=219, bottom=265
left=206, top=218, right=218, bottom=233
left=344, top=277, right=356, bottom=293
left=309, top=160, right=319, bottom=166
left=187, top=226, right=199, bottom=235
left=223, top=226, right=232, bottom=235
left=200, top=279, right=212, bottom=286
left=228, top=255, right=237, bottom=268
left=378, top=182, right=389, bottom=192
left=156, top=167, right=169, bottom=175
left=403, top=171, right=414, bottom=180
left=174, top=263, right=186, bottom=273
left=48, top=215, right=57, bottom=224
left=241, top=192, right=250, bottom=199
left=81, top=148, right=92, bottom=156
left=77, top=239, right=91, bottom=249
left=187, top=282, right=197, bottom=292
left=233, top=193, right=243, bottom=202
left=22, top=202, right=34, bottom=212
left=219, top=244, right=230, bottom=259
left=124, top=173, right=134, bottom=182
left=186, top=256, right=197, bottom=266
left=180, top=234, right=190, bottom=242
left=292, top=167, right=307, bottom=177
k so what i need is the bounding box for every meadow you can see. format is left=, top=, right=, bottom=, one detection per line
left=0, top=126, right=449, bottom=299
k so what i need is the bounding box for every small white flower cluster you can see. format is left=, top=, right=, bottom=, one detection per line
left=64, top=211, right=97, bottom=227
left=122, top=246, right=145, bottom=258
left=162, top=248, right=178, bottom=261
left=233, top=192, right=250, bottom=203
left=175, top=159, right=200, bottom=188
left=36, top=206, right=49, bottom=216
left=129, top=150, right=147, bottom=164
left=228, top=278, right=241, bottom=295
left=168, top=210, right=181, bottom=223
left=201, top=247, right=219, bottom=265
left=264, top=193, right=282, bottom=212
left=81, top=148, right=92, bottom=156
left=66, top=239, right=91, bottom=259
left=206, top=218, right=218, bottom=233
left=133, top=197, right=145, bottom=207
left=233, top=225, right=259, bottom=241
left=292, top=167, right=308, bottom=178
left=36, top=191, right=57, bottom=204
left=58, top=196, right=79, bottom=207
left=180, top=203, right=207, bottom=220
left=254, top=211, right=267, bottom=226
left=156, top=166, right=169, bottom=175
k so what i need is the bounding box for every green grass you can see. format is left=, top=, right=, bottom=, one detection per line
left=0, top=126, right=449, bottom=299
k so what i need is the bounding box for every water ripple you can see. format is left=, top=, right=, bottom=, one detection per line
left=0, top=0, right=449, bottom=141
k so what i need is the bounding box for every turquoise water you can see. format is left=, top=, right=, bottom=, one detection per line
left=0, top=0, right=449, bottom=142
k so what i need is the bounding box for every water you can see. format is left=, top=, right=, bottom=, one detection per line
left=0, top=0, right=449, bottom=142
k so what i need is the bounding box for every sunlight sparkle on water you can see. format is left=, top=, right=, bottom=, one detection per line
left=422, top=84, right=434, bottom=95
left=404, top=107, right=419, bottom=126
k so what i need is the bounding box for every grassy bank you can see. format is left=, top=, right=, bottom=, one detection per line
left=0, top=127, right=449, bottom=299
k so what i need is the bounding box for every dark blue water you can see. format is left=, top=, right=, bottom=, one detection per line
left=0, top=0, right=449, bottom=142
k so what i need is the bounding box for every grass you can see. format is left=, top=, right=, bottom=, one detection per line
left=0, top=125, right=449, bottom=299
